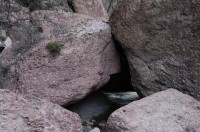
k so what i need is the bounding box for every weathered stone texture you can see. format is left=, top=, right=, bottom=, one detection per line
left=72, top=0, right=109, bottom=21
left=107, top=89, right=200, bottom=132
left=0, top=89, right=83, bottom=132
left=110, top=0, right=200, bottom=99
left=4, top=10, right=120, bottom=105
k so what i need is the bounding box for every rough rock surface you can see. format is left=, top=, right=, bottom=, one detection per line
left=14, top=0, right=72, bottom=12
left=0, top=30, right=12, bottom=49
left=0, top=1, right=30, bottom=24
left=110, top=0, right=200, bottom=99
left=0, top=89, right=82, bottom=132
left=0, top=1, right=36, bottom=56
left=107, top=89, right=200, bottom=132
left=72, top=0, right=109, bottom=22
left=39, top=0, right=72, bottom=11
left=0, top=3, right=33, bottom=88
left=5, top=10, right=120, bottom=105
left=102, top=0, right=118, bottom=17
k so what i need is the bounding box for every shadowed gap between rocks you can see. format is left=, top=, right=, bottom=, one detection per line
left=0, top=46, right=5, bottom=53
left=64, top=35, right=141, bottom=132
left=67, top=0, right=75, bottom=12
left=65, top=91, right=117, bottom=132
left=100, top=35, right=134, bottom=92
left=109, top=35, right=144, bottom=98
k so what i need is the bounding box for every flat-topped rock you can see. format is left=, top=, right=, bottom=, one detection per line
left=107, top=89, right=200, bottom=132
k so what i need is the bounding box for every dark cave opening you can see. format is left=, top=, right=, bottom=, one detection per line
left=0, top=46, right=5, bottom=53
left=100, top=35, right=133, bottom=92
left=67, top=0, right=75, bottom=12
left=66, top=91, right=118, bottom=132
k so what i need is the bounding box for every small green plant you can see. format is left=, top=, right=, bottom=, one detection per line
left=0, top=36, right=6, bottom=42
left=46, top=41, right=61, bottom=54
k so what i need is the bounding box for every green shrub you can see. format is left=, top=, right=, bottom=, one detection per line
left=46, top=41, right=61, bottom=54
left=0, top=36, right=6, bottom=42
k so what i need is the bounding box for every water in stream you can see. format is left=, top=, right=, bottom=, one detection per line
left=65, top=39, right=140, bottom=132
left=65, top=72, right=139, bottom=131
left=66, top=90, right=119, bottom=132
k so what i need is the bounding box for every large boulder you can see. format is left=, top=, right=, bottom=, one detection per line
left=107, top=89, right=200, bottom=132
left=0, top=89, right=82, bottom=132
left=72, top=0, right=109, bottom=22
left=5, top=10, right=120, bottom=105
left=110, top=0, right=200, bottom=99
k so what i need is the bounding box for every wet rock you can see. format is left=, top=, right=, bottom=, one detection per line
left=72, top=0, right=109, bottom=22
left=83, top=125, right=93, bottom=132
left=107, top=89, right=200, bottom=132
left=5, top=10, right=120, bottom=105
left=67, top=91, right=116, bottom=132
left=68, top=92, right=112, bottom=121
left=89, top=127, right=100, bottom=132
left=110, top=0, right=200, bottom=100
left=104, top=91, right=139, bottom=106
left=0, top=89, right=82, bottom=132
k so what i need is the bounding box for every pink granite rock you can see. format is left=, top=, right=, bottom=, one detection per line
left=5, top=10, right=120, bottom=105
left=0, top=1, right=30, bottom=24
left=110, top=0, right=200, bottom=100
left=72, top=0, right=109, bottom=22
left=107, top=89, right=200, bottom=132
left=0, top=89, right=82, bottom=132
